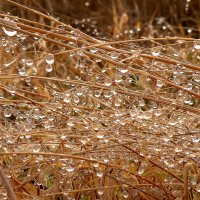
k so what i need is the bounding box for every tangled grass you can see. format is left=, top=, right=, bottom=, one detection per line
left=0, top=0, right=200, bottom=200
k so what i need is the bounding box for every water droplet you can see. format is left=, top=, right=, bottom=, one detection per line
left=185, top=83, right=193, bottom=91
left=0, top=90, right=4, bottom=99
left=175, top=146, right=182, bottom=153
left=96, top=169, right=104, bottom=177
left=25, top=76, right=31, bottom=83
left=168, top=120, right=177, bottom=126
left=2, top=27, right=17, bottom=36
left=164, top=158, right=175, bottom=168
left=120, top=68, right=128, bottom=74
left=109, top=52, right=119, bottom=59
left=143, top=111, right=152, bottom=120
left=151, top=48, right=160, bottom=56
left=115, top=74, right=122, bottom=83
left=193, top=74, right=200, bottom=83
left=114, top=97, right=121, bottom=107
left=73, top=95, right=80, bottom=103
left=33, top=144, right=41, bottom=153
left=4, top=108, right=12, bottom=117
left=122, top=190, right=129, bottom=199
left=90, top=48, right=97, bottom=53
left=94, top=90, right=101, bottom=98
left=24, top=123, right=32, bottom=132
left=46, top=64, right=53, bottom=72
left=138, top=99, right=145, bottom=107
left=196, top=183, right=200, bottom=192
left=104, top=91, right=112, bottom=98
left=45, top=54, right=54, bottom=65
left=96, top=133, right=104, bottom=139
left=85, top=2, right=90, bottom=7
left=67, top=119, right=75, bottom=127
left=156, top=80, right=164, bottom=87
left=183, top=96, right=193, bottom=105
left=80, top=137, right=87, bottom=145
left=63, top=92, right=71, bottom=103
left=104, top=78, right=112, bottom=86
left=92, top=163, right=99, bottom=168
left=7, top=85, right=15, bottom=94
left=32, top=67, right=38, bottom=75
left=66, top=165, right=75, bottom=173
left=194, top=42, right=200, bottom=49
left=138, top=162, right=146, bottom=175
left=97, top=187, right=104, bottom=196
left=76, top=89, right=84, bottom=96
left=44, top=121, right=51, bottom=129
left=18, top=67, right=25, bottom=76
left=26, top=59, right=33, bottom=67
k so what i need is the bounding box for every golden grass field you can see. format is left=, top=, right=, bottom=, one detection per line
left=0, top=0, right=200, bottom=199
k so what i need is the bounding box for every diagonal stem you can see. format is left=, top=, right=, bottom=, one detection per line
left=0, top=168, right=17, bottom=200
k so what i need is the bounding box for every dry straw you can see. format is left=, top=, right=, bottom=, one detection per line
left=0, top=0, right=200, bottom=199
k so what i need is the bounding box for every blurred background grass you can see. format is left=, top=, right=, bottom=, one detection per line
left=2, top=0, right=200, bottom=39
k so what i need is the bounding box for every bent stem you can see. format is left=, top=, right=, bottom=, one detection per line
left=0, top=168, right=17, bottom=200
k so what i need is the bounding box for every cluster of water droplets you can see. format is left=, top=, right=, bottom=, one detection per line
left=0, top=14, right=200, bottom=199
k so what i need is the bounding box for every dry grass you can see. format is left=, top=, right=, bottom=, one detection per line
left=0, top=1, right=200, bottom=200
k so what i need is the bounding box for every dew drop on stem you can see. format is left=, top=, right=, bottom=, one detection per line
left=18, top=67, right=25, bottom=76
left=122, top=189, right=129, bottom=199
left=46, top=64, right=53, bottom=72
left=32, top=144, right=41, bottom=153
left=151, top=48, right=160, bottom=56
left=194, top=41, right=200, bottom=50
left=2, top=27, right=17, bottom=37
left=45, top=54, right=55, bottom=65
left=26, top=59, right=33, bottom=67
left=4, top=108, right=12, bottom=117
left=156, top=80, right=164, bottom=87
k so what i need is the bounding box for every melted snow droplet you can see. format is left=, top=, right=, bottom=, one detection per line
left=104, top=78, right=112, bottom=86
left=33, top=144, right=41, bottom=153
left=194, top=42, right=200, bottom=50
left=109, top=52, right=119, bottom=59
left=26, top=59, right=33, bottom=67
left=138, top=162, right=146, bottom=175
left=122, top=190, right=129, bottom=199
left=120, top=68, right=128, bottom=74
left=97, top=187, right=104, bottom=196
left=63, top=92, right=71, bottom=103
left=66, top=165, right=75, bottom=173
left=67, top=119, right=75, bottom=127
left=196, top=184, right=200, bottom=192
left=115, top=74, right=122, bottom=83
left=7, top=85, right=15, bottom=94
left=18, top=67, right=25, bottom=76
left=156, top=80, right=164, bottom=87
left=90, top=48, right=97, bottom=53
left=4, top=108, right=12, bottom=117
left=151, top=48, right=160, bottom=56
left=2, top=27, right=17, bottom=37
left=0, top=90, right=4, bottom=99
left=193, top=74, right=200, bottom=83
left=184, top=96, right=193, bottom=105
left=45, top=54, right=54, bottom=65
left=46, top=64, right=53, bottom=72
left=85, top=1, right=90, bottom=7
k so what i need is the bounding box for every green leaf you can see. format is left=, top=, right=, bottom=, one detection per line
left=45, top=174, right=52, bottom=189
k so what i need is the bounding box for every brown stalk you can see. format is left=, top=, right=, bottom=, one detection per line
left=0, top=168, right=17, bottom=200
left=0, top=152, right=164, bottom=191
left=1, top=74, right=200, bottom=114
